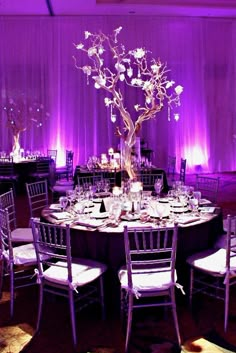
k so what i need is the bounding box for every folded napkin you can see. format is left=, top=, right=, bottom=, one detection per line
left=49, top=204, right=61, bottom=211
left=50, top=212, right=72, bottom=220
left=74, top=219, right=104, bottom=228
left=199, top=207, right=215, bottom=213
left=199, top=199, right=212, bottom=206
left=177, top=215, right=201, bottom=224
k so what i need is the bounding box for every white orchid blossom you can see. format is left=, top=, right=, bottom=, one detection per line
left=93, top=76, right=106, bottom=88
left=127, top=67, right=133, bottom=78
left=131, top=78, right=143, bottom=86
left=175, top=85, right=184, bottom=95
left=84, top=31, right=91, bottom=39
left=166, top=81, right=175, bottom=89
left=82, top=66, right=92, bottom=75
left=114, top=26, right=122, bottom=35
left=115, top=63, right=126, bottom=73
left=104, top=97, right=112, bottom=106
left=98, top=47, right=104, bottom=55
left=143, top=81, right=153, bottom=91
left=76, top=43, right=84, bottom=50
left=88, top=47, right=97, bottom=57
left=151, top=64, right=160, bottom=73
left=131, top=48, right=146, bottom=59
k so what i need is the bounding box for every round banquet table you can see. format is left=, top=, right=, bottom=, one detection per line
left=41, top=203, right=224, bottom=309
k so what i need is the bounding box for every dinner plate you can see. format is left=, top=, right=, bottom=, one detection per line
left=92, top=198, right=103, bottom=203
left=170, top=201, right=187, bottom=208
left=92, top=212, right=109, bottom=219
left=159, top=198, right=170, bottom=203
left=148, top=209, right=170, bottom=218
left=171, top=207, right=189, bottom=214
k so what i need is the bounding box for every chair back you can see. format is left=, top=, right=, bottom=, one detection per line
left=124, top=224, right=178, bottom=290
left=0, top=189, right=17, bottom=230
left=136, top=172, right=163, bottom=191
left=0, top=208, right=14, bottom=261
left=226, top=215, right=236, bottom=271
left=35, top=159, right=51, bottom=175
left=47, top=149, right=57, bottom=164
left=167, top=155, right=176, bottom=179
left=31, top=218, right=72, bottom=285
left=0, top=157, right=15, bottom=177
left=66, top=150, right=74, bottom=177
left=77, top=174, right=102, bottom=189
left=26, top=180, right=49, bottom=218
left=100, top=169, right=116, bottom=188
left=179, top=158, right=186, bottom=183
left=195, top=174, right=220, bottom=204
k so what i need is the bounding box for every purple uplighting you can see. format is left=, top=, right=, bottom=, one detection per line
left=0, top=16, right=236, bottom=173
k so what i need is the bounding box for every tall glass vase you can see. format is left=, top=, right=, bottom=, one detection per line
left=12, top=132, right=21, bottom=162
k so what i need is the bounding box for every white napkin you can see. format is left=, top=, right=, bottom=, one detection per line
left=74, top=219, right=104, bottom=228
left=199, top=199, right=212, bottom=206
left=50, top=212, right=72, bottom=220
left=177, top=215, right=201, bottom=224
left=199, top=207, right=215, bottom=213
left=49, top=204, right=61, bottom=211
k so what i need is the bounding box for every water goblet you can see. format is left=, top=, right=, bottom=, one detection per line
left=189, top=197, right=199, bottom=215
left=154, top=178, right=163, bottom=199
left=59, top=196, right=68, bottom=212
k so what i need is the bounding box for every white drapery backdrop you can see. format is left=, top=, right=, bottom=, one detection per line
left=0, top=15, right=236, bottom=173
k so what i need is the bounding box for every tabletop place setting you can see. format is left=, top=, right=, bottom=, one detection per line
left=44, top=178, right=218, bottom=232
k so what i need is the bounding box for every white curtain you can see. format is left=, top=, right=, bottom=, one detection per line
left=0, top=15, right=236, bottom=173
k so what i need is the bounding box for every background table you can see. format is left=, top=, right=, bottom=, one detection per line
left=73, top=166, right=169, bottom=193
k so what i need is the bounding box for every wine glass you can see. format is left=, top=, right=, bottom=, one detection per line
left=189, top=197, right=199, bottom=215
left=154, top=178, right=163, bottom=199
left=109, top=202, right=121, bottom=225
left=59, top=196, right=68, bottom=211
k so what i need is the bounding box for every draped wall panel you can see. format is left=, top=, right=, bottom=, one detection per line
left=0, top=15, right=236, bottom=173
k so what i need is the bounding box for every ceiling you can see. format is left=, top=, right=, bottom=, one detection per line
left=0, top=0, right=236, bottom=18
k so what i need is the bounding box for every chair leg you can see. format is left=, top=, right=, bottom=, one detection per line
left=36, top=284, right=44, bottom=332
left=189, top=268, right=194, bottom=306
left=0, top=258, right=4, bottom=299
left=170, top=287, right=181, bottom=347
left=99, top=276, right=106, bottom=320
left=224, top=282, right=230, bottom=332
left=125, top=293, right=133, bottom=353
left=69, top=289, right=77, bottom=348
left=10, top=263, right=14, bottom=318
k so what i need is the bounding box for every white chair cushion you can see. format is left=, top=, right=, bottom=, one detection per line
left=118, top=266, right=177, bottom=292
left=3, top=243, right=37, bottom=265
left=43, top=258, right=107, bottom=289
left=11, top=227, right=34, bottom=243
left=187, top=248, right=236, bottom=275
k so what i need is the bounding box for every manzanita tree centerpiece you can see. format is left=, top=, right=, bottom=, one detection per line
left=74, top=27, right=183, bottom=180
left=2, top=95, right=49, bottom=160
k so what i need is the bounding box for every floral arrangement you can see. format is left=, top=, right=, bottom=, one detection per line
left=74, top=27, right=183, bottom=179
